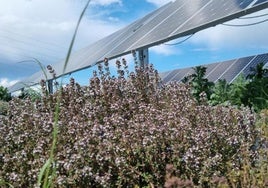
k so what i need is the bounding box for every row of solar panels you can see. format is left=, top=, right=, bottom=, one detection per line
left=160, top=53, right=268, bottom=83
left=8, top=0, right=268, bottom=92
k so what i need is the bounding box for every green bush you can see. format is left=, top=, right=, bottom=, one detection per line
left=0, top=100, right=9, bottom=115
left=208, top=63, right=268, bottom=112
left=0, top=61, right=267, bottom=187
left=0, top=86, right=11, bottom=102
left=19, top=88, right=42, bottom=102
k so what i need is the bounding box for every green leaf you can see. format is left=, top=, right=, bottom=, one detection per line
left=37, top=158, right=52, bottom=187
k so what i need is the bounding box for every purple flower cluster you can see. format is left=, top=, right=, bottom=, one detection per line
left=0, top=59, right=266, bottom=187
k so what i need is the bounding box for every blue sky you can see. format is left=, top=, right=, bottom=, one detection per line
left=1, top=0, right=268, bottom=88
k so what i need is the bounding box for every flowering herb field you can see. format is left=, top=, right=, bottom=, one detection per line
left=0, top=60, right=268, bottom=187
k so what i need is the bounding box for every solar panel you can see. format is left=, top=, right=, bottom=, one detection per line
left=158, top=71, right=169, bottom=80
left=162, top=70, right=179, bottom=83
left=217, top=59, right=239, bottom=81
left=99, top=3, right=173, bottom=57
left=239, top=0, right=255, bottom=9
left=82, top=4, right=171, bottom=67
left=177, top=1, right=242, bottom=33
left=132, top=0, right=268, bottom=50
left=9, top=0, right=268, bottom=92
left=130, top=1, right=211, bottom=49
left=220, top=56, right=254, bottom=82
left=58, top=4, right=172, bottom=75
left=159, top=53, right=268, bottom=84
left=204, top=63, right=220, bottom=76
left=206, top=60, right=235, bottom=82
left=173, top=68, right=192, bottom=81
left=255, top=0, right=268, bottom=5
left=242, top=53, right=268, bottom=76
left=181, top=68, right=195, bottom=80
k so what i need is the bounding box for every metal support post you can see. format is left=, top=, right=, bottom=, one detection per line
left=138, top=48, right=149, bottom=68
left=47, top=80, right=53, bottom=94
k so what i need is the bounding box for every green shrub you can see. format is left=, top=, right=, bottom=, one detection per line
left=0, top=100, right=9, bottom=115
left=19, top=88, right=42, bottom=102
left=0, top=86, right=11, bottom=102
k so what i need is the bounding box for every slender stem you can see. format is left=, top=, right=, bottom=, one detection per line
left=63, top=0, right=92, bottom=74
left=37, top=1, right=91, bottom=187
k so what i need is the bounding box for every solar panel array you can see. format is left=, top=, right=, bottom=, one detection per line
left=161, top=53, right=268, bottom=83
left=8, top=0, right=268, bottom=92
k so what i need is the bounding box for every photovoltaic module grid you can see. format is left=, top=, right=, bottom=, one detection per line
left=9, top=0, right=268, bottom=92
left=160, top=53, right=268, bottom=84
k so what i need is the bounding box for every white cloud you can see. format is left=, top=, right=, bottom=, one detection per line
left=150, top=44, right=179, bottom=56
left=146, top=0, right=173, bottom=7
left=0, top=78, right=19, bottom=88
left=91, top=0, right=122, bottom=6
left=192, top=47, right=219, bottom=52
left=0, top=0, right=123, bottom=65
left=191, top=10, right=268, bottom=51
left=0, top=0, right=128, bottom=89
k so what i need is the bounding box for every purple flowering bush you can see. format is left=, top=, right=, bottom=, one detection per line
left=0, top=59, right=267, bottom=187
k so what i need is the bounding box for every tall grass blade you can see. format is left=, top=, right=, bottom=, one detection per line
left=0, top=179, right=14, bottom=188
left=62, top=0, right=91, bottom=74
left=37, top=93, right=60, bottom=187
left=18, top=58, right=48, bottom=81
left=37, top=158, right=51, bottom=187
left=19, top=58, right=49, bottom=92
left=37, top=1, right=92, bottom=187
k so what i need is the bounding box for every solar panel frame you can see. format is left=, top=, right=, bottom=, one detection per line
left=8, top=0, right=268, bottom=92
